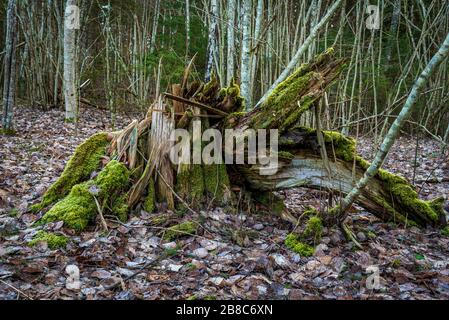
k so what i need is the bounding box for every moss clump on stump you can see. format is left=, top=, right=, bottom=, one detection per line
left=39, top=160, right=130, bottom=231
left=31, top=133, right=110, bottom=211
left=143, top=177, right=156, bottom=213
left=203, top=164, right=231, bottom=204
left=28, top=231, right=68, bottom=249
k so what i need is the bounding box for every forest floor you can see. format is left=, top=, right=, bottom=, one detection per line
left=1, top=106, right=449, bottom=300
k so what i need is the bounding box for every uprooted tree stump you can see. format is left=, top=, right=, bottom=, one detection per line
left=31, top=49, right=447, bottom=248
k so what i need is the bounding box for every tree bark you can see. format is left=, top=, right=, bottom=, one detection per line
left=239, top=127, right=446, bottom=227
left=240, top=0, right=252, bottom=110
left=2, top=0, right=18, bottom=132
left=205, top=0, right=219, bottom=82
left=226, top=0, right=236, bottom=85
left=63, top=0, right=79, bottom=122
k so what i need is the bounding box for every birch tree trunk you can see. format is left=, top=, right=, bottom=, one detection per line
left=205, top=0, right=218, bottom=82
left=250, top=0, right=263, bottom=103
left=185, top=0, right=190, bottom=59
left=334, top=32, right=449, bottom=220
left=240, top=0, right=252, bottom=110
left=226, top=0, right=236, bottom=85
left=63, top=0, right=79, bottom=122
left=149, top=0, right=160, bottom=54
left=255, top=0, right=343, bottom=108
left=2, top=0, right=18, bottom=132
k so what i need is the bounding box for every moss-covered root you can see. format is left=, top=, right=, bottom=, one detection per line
left=28, top=231, right=68, bottom=249
left=39, top=160, right=130, bottom=231
left=31, top=132, right=110, bottom=212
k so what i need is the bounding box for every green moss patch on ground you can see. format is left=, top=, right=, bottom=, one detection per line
left=28, top=231, right=68, bottom=249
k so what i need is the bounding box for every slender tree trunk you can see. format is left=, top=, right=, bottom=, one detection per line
left=185, top=0, right=190, bottom=60
left=102, top=2, right=114, bottom=126
left=335, top=32, right=449, bottom=219
left=226, top=0, right=236, bottom=85
left=250, top=0, right=263, bottom=103
left=2, top=0, right=18, bottom=132
left=386, top=0, right=401, bottom=63
left=255, top=0, right=343, bottom=108
left=205, top=0, right=218, bottom=82
left=149, top=0, right=160, bottom=54
left=240, top=0, right=252, bottom=110
left=63, top=0, right=78, bottom=122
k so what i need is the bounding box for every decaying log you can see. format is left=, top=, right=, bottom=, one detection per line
left=240, top=127, right=447, bottom=227
left=32, top=49, right=446, bottom=233
left=232, top=49, right=346, bottom=133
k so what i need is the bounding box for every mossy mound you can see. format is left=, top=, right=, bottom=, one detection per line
left=285, top=210, right=323, bottom=257
left=39, top=160, right=130, bottom=231
left=31, top=132, right=110, bottom=211
left=28, top=231, right=68, bottom=249
left=303, top=216, right=323, bottom=242
left=285, top=234, right=315, bottom=257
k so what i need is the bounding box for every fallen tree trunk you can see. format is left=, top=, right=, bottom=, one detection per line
left=31, top=49, right=447, bottom=233
left=240, top=127, right=447, bottom=227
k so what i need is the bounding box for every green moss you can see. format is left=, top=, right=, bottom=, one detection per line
left=303, top=216, right=323, bottom=243
left=390, top=184, right=438, bottom=222
left=112, top=195, right=129, bottom=222
left=163, top=221, right=198, bottom=241
left=143, top=177, right=156, bottom=213
left=322, top=131, right=356, bottom=162
left=355, top=156, right=370, bottom=170
left=284, top=234, right=315, bottom=257
left=39, top=160, right=130, bottom=231
left=303, top=207, right=319, bottom=217
left=251, top=49, right=341, bottom=133
left=28, top=231, right=68, bottom=249
left=427, top=197, right=446, bottom=219
left=441, top=227, right=449, bottom=237
left=252, top=71, right=315, bottom=131
left=277, top=151, right=295, bottom=161
left=176, top=164, right=205, bottom=207
left=225, top=112, right=246, bottom=128
left=31, top=133, right=110, bottom=211
left=203, top=164, right=231, bottom=204
left=0, top=128, right=17, bottom=136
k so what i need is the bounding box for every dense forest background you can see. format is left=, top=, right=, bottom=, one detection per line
left=0, top=0, right=448, bottom=140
